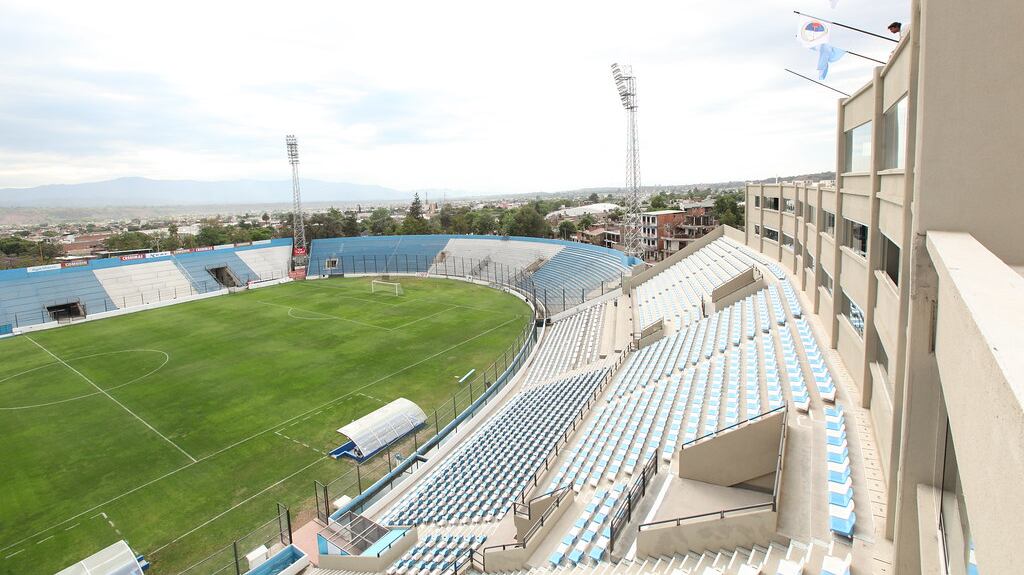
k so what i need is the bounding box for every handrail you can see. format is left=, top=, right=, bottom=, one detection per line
left=680, top=404, right=786, bottom=449
left=637, top=501, right=776, bottom=530
left=638, top=407, right=790, bottom=531
left=373, top=527, right=411, bottom=558
left=478, top=482, right=574, bottom=570
left=609, top=451, right=659, bottom=552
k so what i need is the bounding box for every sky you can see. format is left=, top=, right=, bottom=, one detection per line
left=0, top=0, right=909, bottom=195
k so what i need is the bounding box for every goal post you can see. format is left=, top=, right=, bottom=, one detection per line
left=371, top=279, right=404, bottom=296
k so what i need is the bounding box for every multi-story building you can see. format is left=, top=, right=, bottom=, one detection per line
left=640, top=210, right=686, bottom=260
left=744, top=2, right=1024, bottom=572
left=662, top=201, right=719, bottom=255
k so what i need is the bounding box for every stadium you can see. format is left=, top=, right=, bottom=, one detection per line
left=3, top=2, right=1024, bottom=575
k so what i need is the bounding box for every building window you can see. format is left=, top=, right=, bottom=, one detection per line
left=764, top=197, right=780, bottom=211
left=806, top=252, right=815, bottom=271
left=883, top=96, right=908, bottom=170
left=805, top=204, right=816, bottom=225
left=819, top=265, right=833, bottom=295
left=754, top=195, right=761, bottom=208
left=880, top=233, right=900, bottom=286
left=823, top=210, right=836, bottom=237
left=325, top=258, right=339, bottom=270
left=763, top=227, right=779, bottom=242
left=754, top=225, right=761, bottom=236
left=941, top=426, right=976, bottom=575
left=783, top=199, right=796, bottom=213
left=782, top=233, right=795, bottom=250
left=843, top=218, right=869, bottom=257
left=844, top=121, right=873, bottom=173
left=841, top=290, right=865, bottom=336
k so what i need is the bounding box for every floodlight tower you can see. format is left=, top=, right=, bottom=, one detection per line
left=285, top=135, right=307, bottom=262
left=611, top=63, right=644, bottom=260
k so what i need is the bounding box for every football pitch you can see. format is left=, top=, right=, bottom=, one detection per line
left=0, top=277, right=532, bottom=574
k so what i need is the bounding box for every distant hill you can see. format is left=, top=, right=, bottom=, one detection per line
left=0, top=177, right=412, bottom=207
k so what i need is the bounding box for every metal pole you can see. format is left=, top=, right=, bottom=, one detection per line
left=784, top=68, right=851, bottom=97
left=357, top=465, right=363, bottom=493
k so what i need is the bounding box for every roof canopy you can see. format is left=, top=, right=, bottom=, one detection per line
left=338, top=398, right=427, bottom=456
left=56, top=540, right=143, bottom=575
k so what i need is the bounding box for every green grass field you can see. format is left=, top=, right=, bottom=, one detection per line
left=0, top=277, right=531, bottom=574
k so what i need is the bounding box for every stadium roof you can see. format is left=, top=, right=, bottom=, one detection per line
left=338, top=398, right=427, bottom=456
left=56, top=540, right=143, bottom=575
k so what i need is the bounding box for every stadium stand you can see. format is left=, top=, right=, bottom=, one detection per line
left=522, top=303, right=606, bottom=388
left=0, top=238, right=292, bottom=329
left=634, top=237, right=764, bottom=330
left=305, top=235, right=638, bottom=312
left=386, top=534, right=486, bottom=575
left=0, top=266, right=115, bottom=328
left=93, top=260, right=195, bottom=307
left=382, top=368, right=608, bottom=526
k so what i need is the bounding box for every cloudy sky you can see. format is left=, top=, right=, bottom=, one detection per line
left=0, top=0, right=908, bottom=194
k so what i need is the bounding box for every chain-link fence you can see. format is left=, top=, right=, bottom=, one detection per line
left=306, top=253, right=625, bottom=315
left=313, top=317, right=539, bottom=523
left=3, top=269, right=288, bottom=329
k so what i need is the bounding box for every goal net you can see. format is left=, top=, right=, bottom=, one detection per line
left=371, top=279, right=404, bottom=296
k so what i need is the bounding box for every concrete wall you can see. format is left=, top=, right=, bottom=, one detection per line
left=635, top=507, right=777, bottom=559
left=919, top=232, right=1024, bottom=574
left=622, top=226, right=725, bottom=292
left=677, top=410, right=784, bottom=487
left=317, top=527, right=417, bottom=572
left=480, top=490, right=575, bottom=572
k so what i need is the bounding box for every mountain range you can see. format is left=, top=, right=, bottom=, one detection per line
left=0, top=177, right=422, bottom=208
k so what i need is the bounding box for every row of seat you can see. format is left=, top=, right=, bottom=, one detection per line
left=634, top=238, right=765, bottom=330
left=524, top=303, right=605, bottom=388
left=383, top=369, right=607, bottom=526
left=386, top=534, right=485, bottom=575
left=548, top=483, right=627, bottom=566
left=826, top=406, right=857, bottom=539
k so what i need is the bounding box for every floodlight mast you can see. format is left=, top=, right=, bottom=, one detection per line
left=285, top=135, right=307, bottom=262
left=611, top=63, right=644, bottom=261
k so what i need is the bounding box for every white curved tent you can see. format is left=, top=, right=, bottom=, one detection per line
left=337, top=398, right=427, bottom=457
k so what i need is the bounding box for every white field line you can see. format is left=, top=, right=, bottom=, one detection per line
left=256, top=300, right=390, bottom=331
left=390, top=305, right=457, bottom=330
left=1, top=316, right=523, bottom=555
left=0, top=349, right=170, bottom=411
left=146, top=456, right=327, bottom=557
left=24, top=337, right=197, bottom=463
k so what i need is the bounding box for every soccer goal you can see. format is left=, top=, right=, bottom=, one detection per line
left=371, top=279, right=404, bottom=296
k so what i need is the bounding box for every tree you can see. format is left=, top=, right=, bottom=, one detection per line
left=341, top=212, right=361, bottom=237
left=505, top=206, right=550, bottom=238
left=367, top=208, right=396, bottom=236
left=649, top=193, right=671, bottom=210
left=474, top=212, right=497, bottom=235
left=436, top=203, right=456, bottom=233
left=557, top=220, right=577, bottom=240
left=261, top=212, right=270, bottom=225
left=578, top=214, right=596, bottom=230
left=103, top=231, right=154, bottom=251
left=713, top=192, right=745, bottom=229
left=400, top=193, right=431, bottom=235
left=168, top=223, right=179, bottom=236
left=588, top=192, right=600, bottom=203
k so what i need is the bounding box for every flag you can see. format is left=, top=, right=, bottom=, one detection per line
left=797, top=16, right=830, bottom=47
left=815, top=43, right=846, bottom=80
